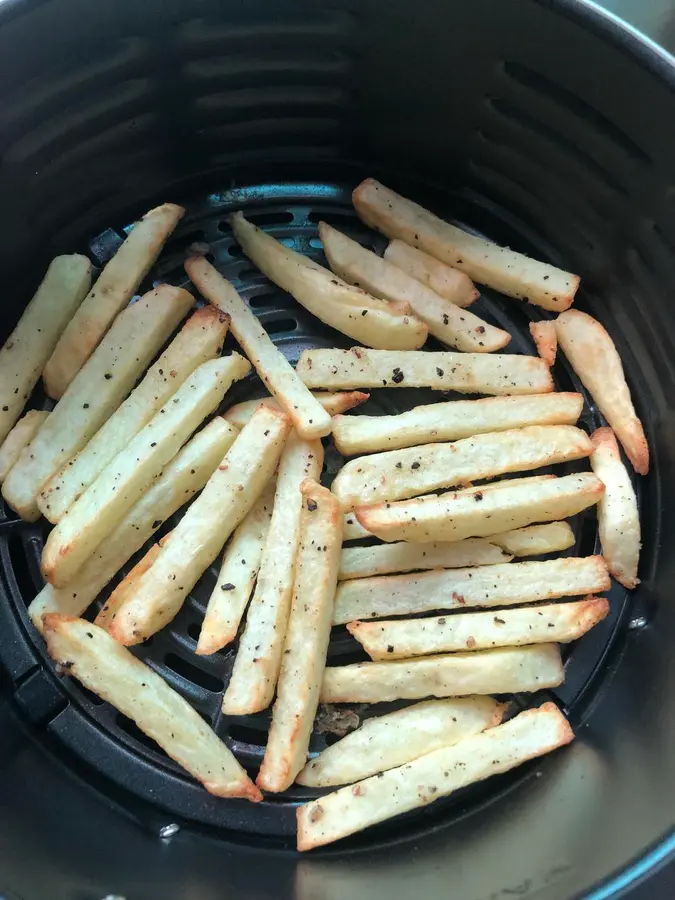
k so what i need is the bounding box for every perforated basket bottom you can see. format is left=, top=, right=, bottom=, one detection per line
left=0, top=170, right=638, bottom=850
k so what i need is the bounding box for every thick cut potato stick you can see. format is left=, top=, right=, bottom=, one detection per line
left=555, top=309, right=648, bottom=474
left=297, top=702, right=573, bottom=849
left=297, top=697, right=502, bottom=788
left=28, top=419, right=238, bottom=631
left=530, top=320, right=557, bottom=367
left=333, top=555, right=609, bottom=624
left=339, top=539, right=511, bottom=580
left=0, top=255, right=91, bottom=444
left=230, top=213, right=428, bottom=351
left=44, top=204, right=184, bottom=398
left=0, top=410, right=49, bottom=483
left=320, top=222, right=509, bottom=352
left=384, top=239, right=479, bottom=308
left=257, top=481, right=342, bottom=792
left=107, top=406, right=290, bottom=645
left=3, top=285, right=193, bottom=521
left=320, top=643, right=564, bottom=703
left=352, top=179, right=579, bottom=311
left=97, top=545, right=163, bottom=629
left=332, top=392, right=582, bottom=455
left=185, top=254, right=331, bottom=440
left=349, top=596, right=610, bottom=659
left=356, top=472, right=603, bottom=543
left=41, top=355, right=249, bottom=587
left=590, top=427, right=641, bottom=588
left=296, top=347, right=553, bottom=395
left=197, top=484, right=276, bottom=655
left=224, top=391, right=369, bottom=428
left=40, top=305, right=229, bottom=522
left=223, top=435, right=324, bottom=715
left=334, top=424, right=591, bottom=510
left=43, top=615, right=260, bottom=801
left=490, top=521, right=575, bottom=556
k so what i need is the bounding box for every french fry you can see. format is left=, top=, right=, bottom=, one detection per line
left=185, top=254, right=331, bottom=440
left=320, top=222, right=509, bottom=352
left=223, top=435, right=324, bottom=715
left=229, top=212, right=428, bottom=350
left=40, top=305, right=229, bottom=522
left=590, top=427, right=641, bottom=588
left=0, top=255, right=91, bottom=444
left=42, top=615, right=261, bottom=801
left=332, top=555, right=609, bottom=624
left=3, top=285, right=193, bottom=521
left=332, top=392, right=583, bottom=455
left=530, top=320, right=557, bottom=367
left=28, top=418, right=238, bottom=630
left=333, top=425, right=592, bottom=510
left=339, top=539, right=511, bottom=580
left=297, top=702, right=573, bottom=849
left=96, top=545, right=163, bottom=629
left=349, top=596, right=610, bottom=659
left=319, top=643, right=564, bottom=703
left=257, top=481, right=342, bottom=792
left=0, top=410, right=49, bottom=483
left=196, top=483, right=276, bottom=655
left=43, top=204, right=185, bottom=398
left=352, top=179, right=579, bottom=311
left=41, top=354, right=249, bottom=587
left=296, top=697, right=503, bottom=788
left=356, top=472, right=603, bottom=543
left=489, top=521, right=575, bottom=557
left=383, top=239, right=479, bottom=308
left=223, top=391, right=369, bottom=428
left=296, top=347, right=553, bottom=395
left=107, top=405, right=290, bottom=645
left=555, top=309, right=648, bottom=474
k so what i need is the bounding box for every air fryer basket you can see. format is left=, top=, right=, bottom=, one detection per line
left=0, top=1, right=674, bottom=899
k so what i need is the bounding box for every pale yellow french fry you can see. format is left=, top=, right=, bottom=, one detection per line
left=353, top=179, right=579, bottom=311
left=332, top=555, right=610, bottom=624
left=297, top=703, right=573, bottom=849
left=384, top=239, right=479, bottom=307
left=257, top=481, right=342, bottom=792
left=223, top=391, right=369, bottom=428
left=296, top=697, right=503, bottom=788
left=185, top=254, right=331, bottom=440
left=43, top=614, right=261, bottom=801
left=530, top=320, right=557, bottom=367
left=223, top=435, right=324, bottom=715
left=0, top=410, right=49, bottom=484
left=43, top=204, right=184, bottom=398
left=3, top=285, right=193, bottom=521
left=40, top=305, right=229, bottom=522
left=0, top=255, right=91, bottom=444
left=339, top=538, right=511, bottom=580
left=489, top=521, right=575, bottom=557
left=349, top=596, right=610, bottom=659
left=95, top=545, right=163, bottom=630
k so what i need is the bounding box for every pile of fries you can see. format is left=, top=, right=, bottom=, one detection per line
left=0, top=180, right=646, bottom=851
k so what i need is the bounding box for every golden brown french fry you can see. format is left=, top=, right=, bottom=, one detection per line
left=296, top=347, right=553, bottom=395
left=339, top=538, right=511, bottom=580
left=229, top=213, right=428, bottom=350
left=383, top=239, right=479, bottom=308
left=320, top=222, right=510, bottom=352
left=352, top=179, right=579, bottom=311
left=257, top=481, right=342, bottom=792
left=530, top=320, right=557, bottom=366
left=332, top=392, right=583, bottom=455
left=555, top=309, right=648, bottom=474
left=223, top=391, right=369, bottom=429
left=320, top=644, right=564, bottom=703
left=356, top=472, right=603, bottom=543
left=185, top=254, right=331, bottom=440
left=0, top=255, right=91, bottom=444
left=3, top=285, right=193, bottom=521
left=40, top=305, right=229, bottom=522
left=334, top=424, right=591, bottom=510
left=489, top=521, right=575, bottom=556
left=0, top=410, right=49, bottom=483
left=44, top=204, right=185, bottom=398
left=223, top=435, right=324, bottom=715
left=332, top=555, right=610, bottom=624
left=43, top=614, right=261, bottom=801
left=107, top=405, right=290, bottom=645
left=349, top=596, right=610, bottom=659
left=296, top=697, right=503, bottom=787
left=590, top=427, right=641, bottom=588
left=297, top=702, right=573, bottom=850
